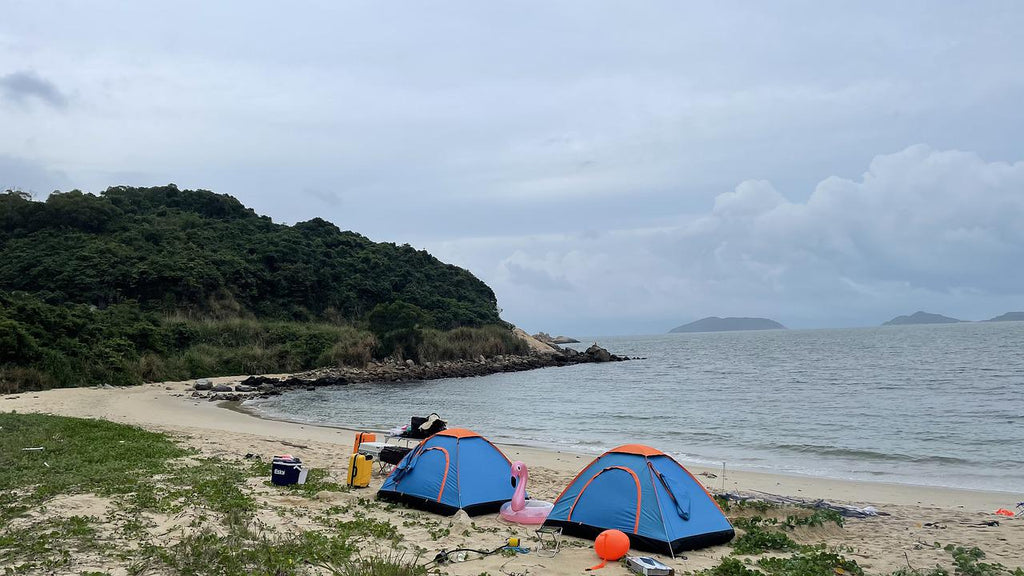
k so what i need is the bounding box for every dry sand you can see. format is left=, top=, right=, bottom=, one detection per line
left=4, top=379, right=1023, bottom=575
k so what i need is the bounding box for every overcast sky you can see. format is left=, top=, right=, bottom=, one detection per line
left=3, top=1, right=1023, bottom=335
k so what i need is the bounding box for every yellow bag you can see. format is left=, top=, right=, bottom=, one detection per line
left=347, top=453, right=372, bottom=488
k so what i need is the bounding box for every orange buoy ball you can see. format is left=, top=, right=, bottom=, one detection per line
left=594, top=529, right=630, bottom=561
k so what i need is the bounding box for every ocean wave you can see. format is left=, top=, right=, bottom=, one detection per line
left=770, top=443, right=974, bottom=465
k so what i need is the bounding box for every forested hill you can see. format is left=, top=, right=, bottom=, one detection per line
left=0, top=185, right=500, bottom=327
left=0, top=186, right=526, bottom=392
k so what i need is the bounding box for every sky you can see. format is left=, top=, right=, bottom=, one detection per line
left=2, top=1, right=1024, bottom=335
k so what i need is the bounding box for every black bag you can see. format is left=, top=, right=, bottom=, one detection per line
left=379, top=446, right=412, bottom=466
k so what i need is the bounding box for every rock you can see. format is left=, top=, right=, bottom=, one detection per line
left=240, top=375, right=282, bottom=387
left=235, top=384, right=256, bottom=392
left=210, top=393, right=241, bottom=402
left=194, top=379, right=213, bottom=391
left=405, top=359, right=415, bottom=367
left=211, top=384, right=233, bottom=392
left=584, top=344, right=612, bottom=362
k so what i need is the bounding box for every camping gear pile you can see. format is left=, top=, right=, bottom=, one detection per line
left=389, top=412, right=448, bottom=439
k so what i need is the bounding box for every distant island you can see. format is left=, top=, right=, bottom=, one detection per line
left=984, top=311, right=1024, bottom=322
left=669, top=317, right=785, bottom=333
left=882, top=311, right=962, bottom=326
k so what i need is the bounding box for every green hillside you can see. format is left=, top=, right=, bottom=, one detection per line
left=0, top=186, right=524, bottom=392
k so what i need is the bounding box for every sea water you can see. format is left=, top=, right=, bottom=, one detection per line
left=248, top=321, right=1024, bottom=492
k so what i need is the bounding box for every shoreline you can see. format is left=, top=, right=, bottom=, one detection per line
left=236, top=393, right=1022, bottom=505
left=4, top=379, right=1017, bottom=512
left=5, top=379, right=1023, bottom=573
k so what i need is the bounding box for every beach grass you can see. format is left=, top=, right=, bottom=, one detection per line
left=0, top=413, right=421, bottom=575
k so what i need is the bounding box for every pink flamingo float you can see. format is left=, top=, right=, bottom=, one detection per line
left=499, top=460, right=554, bottom=525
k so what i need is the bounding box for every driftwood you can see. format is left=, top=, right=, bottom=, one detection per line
left=718, top=490, right=888, bottom=518
left=263, top=440, right=311, bottom=450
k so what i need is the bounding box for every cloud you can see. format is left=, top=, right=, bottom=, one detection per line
left=0, top=155, right=70, bottom=195
left=0, top=70, right=68, bottom=109
left=501, top=255, right=574, bottom=291
left=427, top=146, right=1024, bottom=333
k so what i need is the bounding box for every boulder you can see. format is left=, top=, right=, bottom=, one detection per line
left=235, top=384, right=256, bottom=393
left=584, top=344, right=612, bottom=362
left=211, top=384, right=233, bottom=392
left=194, top=379, right=213, bottom=391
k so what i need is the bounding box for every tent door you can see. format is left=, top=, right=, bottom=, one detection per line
left=567, top=465, right=642, bottom=534
left=420, top=447, right=451, bottom=502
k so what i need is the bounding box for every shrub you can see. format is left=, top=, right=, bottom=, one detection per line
left=418, top=325, right=528, bottom=362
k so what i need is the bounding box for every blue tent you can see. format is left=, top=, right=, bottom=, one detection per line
left=543, top=444, right=734, bottom=554
left=377, top=428, right=514, bottom=516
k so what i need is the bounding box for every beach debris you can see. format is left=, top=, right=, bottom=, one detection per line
left=427, top=542, right=512, bottom=567
left=994, top=508, right=1015, bottom=517
left=21, top=447, right=44, bottom=451
left=720, top=491, right=886, bottom=518
left=276, top=440, right=310, bottom=450
left=698, top=471, right=718, bottom=478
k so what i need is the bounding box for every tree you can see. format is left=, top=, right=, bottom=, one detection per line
left=367, top=301, right=431, bottom=361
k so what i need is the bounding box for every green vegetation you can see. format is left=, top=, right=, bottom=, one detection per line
left=0, top=413, right=423, bottom=575
left=756, top=548, right=865, bottom=576
left=701, top=545, right=1023, bottom=576
left=0, top=186, right=527, bottom=392
left=731, top=525, right=801, bottom=555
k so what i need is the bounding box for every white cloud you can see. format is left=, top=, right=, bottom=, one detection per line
left=428, top=146, right=1024, bottom=334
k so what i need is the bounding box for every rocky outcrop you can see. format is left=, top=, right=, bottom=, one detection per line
left=511, top=327, right=559, bottom=354
left=533, top=332, right=581, bottom=344
left=188, top=344, right=634, bottom=402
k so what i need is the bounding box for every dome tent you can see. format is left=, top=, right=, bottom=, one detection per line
left=377, top=428, right=514, bottom=516
left=543, top=444, right=734, bottom=555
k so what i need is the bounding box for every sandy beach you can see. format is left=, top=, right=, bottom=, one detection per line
left=4, top=379, right=1022, bottom=575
